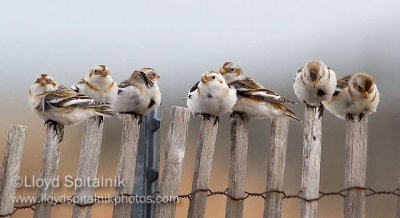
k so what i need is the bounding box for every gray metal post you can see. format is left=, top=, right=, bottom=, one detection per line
left=131, top=106, right=161, bottom=218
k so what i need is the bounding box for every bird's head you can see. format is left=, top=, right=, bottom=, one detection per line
left=350, top=73, right=376, bottom=98
left=89, top=65, right=110, bottom=78
left=219, top=62, right=242, bottom=83
left=140, top=68, right=160, bottom=81
left=303, top=60, right=327, bottom=88
left=30, top=74, right=58, bottom=95
left=201, top=71, right=225, bottom=84
left=129, top=68, right=160, bottom=87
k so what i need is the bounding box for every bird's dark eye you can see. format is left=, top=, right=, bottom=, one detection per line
left=212, top=76, right=215, bottom=79
left=230, top=68, right=234, bottom=71
left=94, top=70, right=98, bottom=73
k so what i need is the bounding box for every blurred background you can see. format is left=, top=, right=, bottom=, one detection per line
left=1, top=0, right=400, bottom=217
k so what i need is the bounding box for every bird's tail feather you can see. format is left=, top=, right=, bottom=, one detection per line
left=95, top=105, right=117, bottom=118
left=283, top=107, right=303, bottom=125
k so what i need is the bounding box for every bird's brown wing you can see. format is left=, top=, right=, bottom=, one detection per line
left=44, top=85, right=104, bottom=108
left=231, top=77, right=295, bottom=104
left=118, top=80, right=133, bottom=89
left=334, top=74, right=353, bottom=96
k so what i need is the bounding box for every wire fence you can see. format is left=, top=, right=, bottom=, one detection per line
left=1, top=186, right=399, bottom=217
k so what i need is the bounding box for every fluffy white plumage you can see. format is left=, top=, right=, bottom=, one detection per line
left=113, top=68, right=161, bottom=117
left=293, top=60, right=337, bottom=107
left=219, top=62, right=301, bottom=123
left=29, top=74, right=115, bottom=126
left=323, top=73, right=379, bottom=119
left=71, top=65, right=118, bottom=104
left=186, top=71, right=237, bottom=117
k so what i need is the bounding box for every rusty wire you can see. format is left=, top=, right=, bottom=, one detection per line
left=1, top=186, right=399, bottom=217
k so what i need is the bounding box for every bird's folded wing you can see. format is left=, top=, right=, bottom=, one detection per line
left=117, top=80, right=133, bottom=94
left=334, top=74, right=353, bottom=96
left=44, top=86, right=104, bottom=108
left=237, top=89, right=295, bottom=104
left=189, top=81, right=199, bottom=93
left=71, top=79, right=85, bottom=92
left=294, top=67, right=303, bottom=81
left=232, top=77, right=295, bottom=104
left=187, top=81, right=200, bottom=99
left=117, top=80, right=142, bottom=97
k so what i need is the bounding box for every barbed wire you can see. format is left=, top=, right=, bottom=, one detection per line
left=1, top=186, right=399, bottom=217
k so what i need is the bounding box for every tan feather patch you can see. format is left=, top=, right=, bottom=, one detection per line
left=84, top=81, right=115, bottom=93
left=370, top=92, right=377, bottom=103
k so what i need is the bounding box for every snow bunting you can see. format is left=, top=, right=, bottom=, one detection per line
left=219, top=62, right=301, bottom=123
left=186, top=71, right=237, bottom=125
left=293, top=60, right=337, bottom=107
left=322, top=73, right=379, bottom=120
left=71, top=65, right=118, bottom=104
left=29, top=74, right=116, bottom=141
left=113, top=68, right=161, bottom=123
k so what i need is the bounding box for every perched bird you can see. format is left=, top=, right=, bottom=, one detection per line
left=71, top=65, right=118, bottom=104
left=113, top=68, right=161, bottom=122
left=219, top=62, right=301, bottom=123
left=186, top=71, right=237, bottom=125
left=29, top=74, right=116, bottom=141
left=293, top=60, right=337, bottom=113
left=323, top=73, right=379, bottom=120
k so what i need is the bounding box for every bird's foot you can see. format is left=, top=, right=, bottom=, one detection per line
left=138, top=115, right=143, bottom=125
left=346, top=113, right=355, bottom=121
left=304, top=101, right=316, bottom=109
left=304, top=101, right=324, bottom=118
left=213, top=116, right=219, bottom=126
left=317, top=104, right=324, bottom=119
left=358, top=113, right=365, bottom=121
left=201, top=113, right=212, bottom=121
left=44, top=120, right=64, bottom=143
left=96, top=116, right=104, bottom=127
left=230, top=111, right=247, bottom=123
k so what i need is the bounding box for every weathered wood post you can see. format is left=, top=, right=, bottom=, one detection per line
left=344, top=117, right=368, bottom=218
left=300, top=107, right=322, bottom=218
left=187, top=117, right=219, bottom=218
left=72, top=117, right=104, bottom=218
left=225, top=113, right=249, bottom=218
left=155, top=107, right=190, bottom=218
left=34, top=123, right=63, bottom=218
left=0, top=125, right=26, bottom=217
left=263, top=118, right=289, bottom=218
left=112, top=115, right=141, bottom=218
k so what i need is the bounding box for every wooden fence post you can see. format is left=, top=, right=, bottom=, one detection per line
left=344, top=117, right=368, bottom=218
left=112, top=115, right=141, bottom=218
left=300, top=107, right=322, bottom=218
left=0, top=125, right=26, bottom=217
left=34, top=123, right=63, bottom=218
left=155, top=107, right=190, bottom=218
left=72, top=117, right=104, bottom=218
left=264, top=118, right=289, bottom=218
left=225, top=113, right=249, bottom=218
left=187, top=117, right=219, bottom=218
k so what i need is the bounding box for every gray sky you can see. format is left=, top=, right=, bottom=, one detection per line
left=1, top=1, right=400, bottom=217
